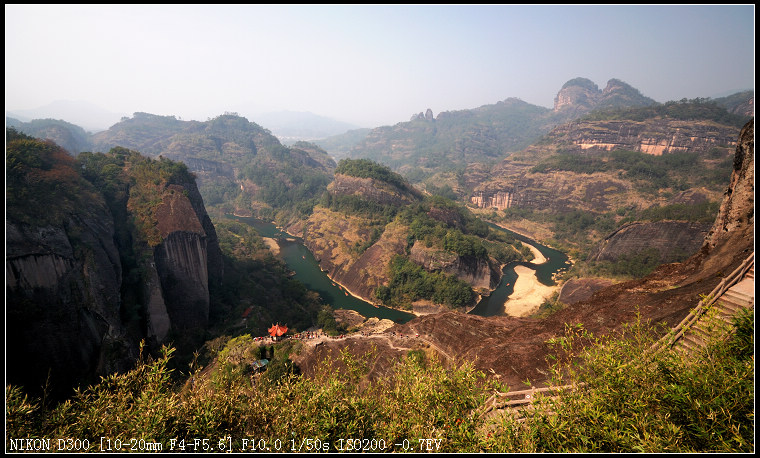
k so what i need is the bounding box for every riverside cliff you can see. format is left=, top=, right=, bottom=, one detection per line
left=587, top=221, right=711, bottom=264
left=292, top=160, right=515, bottom=311
left=6, top=131, right=222, bottom=399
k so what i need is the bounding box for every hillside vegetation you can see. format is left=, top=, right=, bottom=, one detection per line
left=7, top=309, right=752, bottom=453
left=6, top=130, right=330, bottom=396
left=6, top=128, right=101, bottom=227
left=303, top=159, right=530, bottom=310
left=90, top=113, right=335, bottom=223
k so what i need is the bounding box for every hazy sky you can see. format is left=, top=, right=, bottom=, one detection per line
left=5, top=4, right=755, bottom=128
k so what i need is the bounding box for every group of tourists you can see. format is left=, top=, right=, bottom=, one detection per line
left=388, top=331, right=420, bottom=338
left=291, top=331, right=322, bottom=340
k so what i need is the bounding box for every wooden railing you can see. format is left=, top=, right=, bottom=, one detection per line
left=650, top=252, right=754, bottom=355
left=479, top=383, right=585, bottom=417
left=480, top=252, right=754, bottom=420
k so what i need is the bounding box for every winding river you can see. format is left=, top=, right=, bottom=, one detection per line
left=468, top=222, right=572, bottom=317
left=235, top=216, right=416, bottom=323
left=234, top=216, right=570, bottom=323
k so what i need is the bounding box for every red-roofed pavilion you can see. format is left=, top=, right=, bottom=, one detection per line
left=268, top=323, right=288, bottom=341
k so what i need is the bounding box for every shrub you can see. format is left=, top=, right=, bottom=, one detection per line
left=6, top=311, right=752, bottom=453
left=488, top=310, right=755, bottom=452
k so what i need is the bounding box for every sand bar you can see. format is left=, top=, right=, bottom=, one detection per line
left=525, top=242, right=546, bottom=265
left=262, top=237, right=280, bottom=256
left=504, top=265, right=558, bottom=317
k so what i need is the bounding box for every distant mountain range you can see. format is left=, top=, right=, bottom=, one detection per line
left=5, top=102, right=360, bottom=142
left=314, top=78, right=753, bottom=181
left=6, top=100, right=127, bottom=133
left=252, top=110, right=361, bottom=143
left=6, top=78, right=753, bottom=226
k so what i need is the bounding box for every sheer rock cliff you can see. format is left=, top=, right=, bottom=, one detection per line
left=6, top=143, right=222, bottom=399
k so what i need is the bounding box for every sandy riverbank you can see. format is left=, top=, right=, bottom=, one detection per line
left=525, top=242, right=546, bottom=265
left=503, top=265, right=559, bottom=317
left=330, top=238, right=553, bottom=319
left=262, top=237, right=280, bottom=256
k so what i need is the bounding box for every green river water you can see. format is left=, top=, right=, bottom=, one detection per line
left=235, top=217, right=570, bottom=323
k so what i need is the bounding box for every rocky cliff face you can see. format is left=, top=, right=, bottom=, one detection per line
left=139, top=178, right=223, bottom=341
left=6, top=204, right=135, bottom=400
left=409, top=241, right=499, bottom=291
left=410, top=108, right=435, bottom=122
left=471, top=101, right=745, bottom=225
left=130, top=182, right=222, bottom=343
left=553, top=78, right=602, bottom=114
left=587, top=221, right=712, bottom=264
left=554, top=78, right=656, bottom=115
left=703, top=118, right=754, bottom=251
left=154, top=231, right=211, bottom=331
left=6, top=138, right=222, bottom=399
left=543, top=118, right=739, bottom=156
left=300, top=211, right=410, bottom=302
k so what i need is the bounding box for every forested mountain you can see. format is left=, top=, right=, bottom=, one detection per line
left=6, top=117, right=93, bottom=155
left=91, top=113, right=336, bottom=223
left=6, top=128, right=326, bottom=400
left=319, top=98, right=553, bottom=181
left=287, top=159, right=533, bottom=312
left=314, top=78, right=662, bottom=184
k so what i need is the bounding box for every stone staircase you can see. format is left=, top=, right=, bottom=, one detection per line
left=479, top=253, right=755, bottom=424
left=673, top=255, right=754, bottom=355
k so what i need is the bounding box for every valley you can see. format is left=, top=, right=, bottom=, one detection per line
left=5, top=78, right=753, bottom=453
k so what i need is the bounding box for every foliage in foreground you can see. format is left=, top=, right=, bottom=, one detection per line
left=7, top=310, right=753, bottom=453
left=487, top=309, right=754, bottom=453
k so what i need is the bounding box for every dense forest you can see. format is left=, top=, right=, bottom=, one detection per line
left=530, top=149, right=733, bottom=194
left=580, top=98, right=750, bottom=126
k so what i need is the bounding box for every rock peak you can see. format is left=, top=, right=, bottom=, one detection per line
left=410, top=108, right=435, bottom=122
left=554, top=77, right=655, bottom=113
